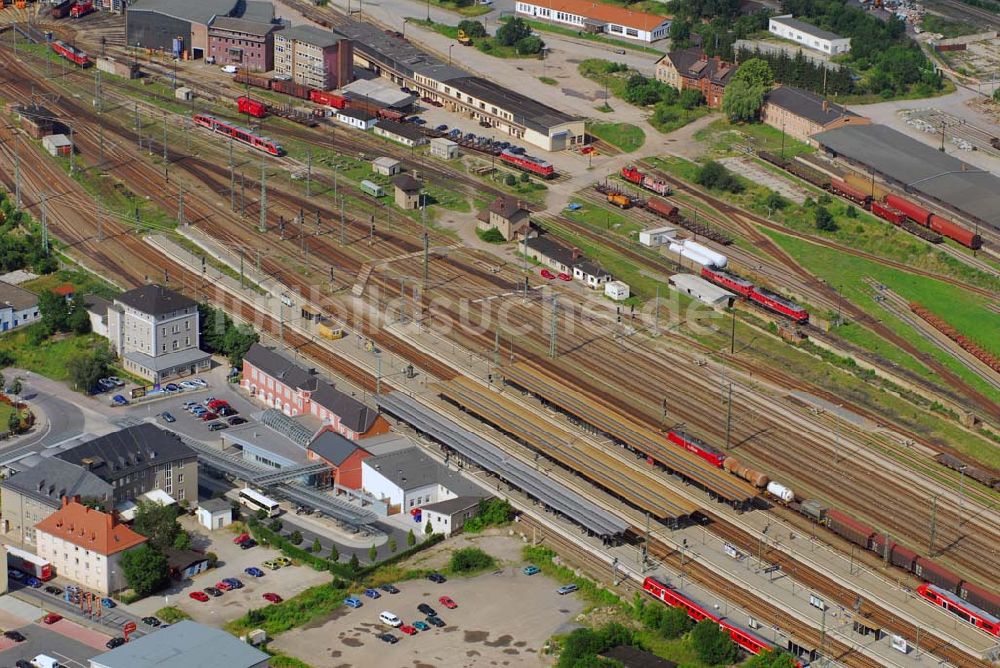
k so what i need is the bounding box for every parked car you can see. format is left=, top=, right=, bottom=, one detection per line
left=245, top=567, right=265, bottom=578
left=425, top=615, right=446, bottom=628
left=107, top=376, right=125, bottom=387
left=100, top=597, right=115, bottom=608
left=438, top=596, right=457, bottom=609
left=42, top=613, right=62, bottom=625
left=233, top=533, right=251, bottom=544
left=25, top=577, right=41, bottom=588
left=190, top=591, right=210, bottom=602
left=274, top=556, right=292, bottom=567
left=399, top=624, right=417, bottom=635
left=164, top=383, right=180, bottom=393
left=435, top=124, right=448, bottom=132
left=221, top=65, right=239, bottom=74
left=218, top=406, right=237, bottom=417
left=263, top=560, right=281, bottom=570
left=522, top=565, right=540, bottom=576
left=379, top=584, right=400, bottom=594
left=377, top=632, right=398, bottom=644
left=557, top=584, right=579, bottom=595
left=427, top=572, right=446, bottom=583
left=112, top=395, right=129, bottom=406
left=4, top=630, right=25, bottom=642
left=364, top=588, right=381, bottom=599
left=262, top=592, right=283, bottom=603
left=207, top=399, right=229, bottom=410
left=344, top=596, right=363, bottom=608
left=204, top=587, right=223, bottom=597
left=105, top=637, right=126, bottom=649
left=202, top=411, right=219, bottom=421
left=540, top=269, right=556, bottom=280
left=161, top=411, right=176, bottom=423
left=239, top=538, right=257, bottom=549
left=180, top=381, right=201, bottom=390
left=142, top=616, right=161, bottom=627
left=417, top=603, right=436, bottom=616
left=379, top=611, right=402, bottom=627
left=6, top=569, right=22, bottom=580
left=412, top=620, right=430, bottom=631
left=98, top=378, right=117, bottom=391
left=215, top=581, right=233, bottom=592
left=557, top=273, right=572, bottom=282
left=228, top=416, right=248, bottom=425
left=223, top=578, right=244, bottom=589
left=209, top=421, right=227, bottom=431
left=44, top=585, right=62, bottom=596
left=187, top=378, right=207, bottom=387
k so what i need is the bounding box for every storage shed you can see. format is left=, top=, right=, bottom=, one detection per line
left=372, top=157, right=401, bottom=176
left=638, top=225, right=677, bottom=247
left=605, top=280, right=630, bottom=301
left=196, top=497, right=233, bottom=531
left=669, top=273, right=734, bottom=308
left=430, top=137, right=459, bottom=160
left=42, top=134, right=73, bottom=157
left=175, top=86, right=194, bottom=101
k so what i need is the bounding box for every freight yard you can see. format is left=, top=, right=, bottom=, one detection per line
left=0, top=0, right=997, bottom=666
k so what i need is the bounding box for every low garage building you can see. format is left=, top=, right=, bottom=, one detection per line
left=421, top=495, right=485, bottom=537
left=669, top=273, right=734, bottom=308
left=374, top=120, right=427, bottom=148
left=196, top=497, right=233, bottom=531
left=89, top=620, right=270, bottom=668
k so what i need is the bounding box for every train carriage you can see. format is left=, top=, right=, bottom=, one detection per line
left=667, top=431, right=726, bottom=468
left=749, top=287, right=808, bottom=323
left=917, top=584, right=1000, bottom=636
left=192, top=114, right=282, bottom=156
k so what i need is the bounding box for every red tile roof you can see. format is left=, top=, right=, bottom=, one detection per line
left=35, top=498, right=147, bottom=556
left=51, top=284, right=75, bottom=296
left=525, top=0, right=670, bottom=31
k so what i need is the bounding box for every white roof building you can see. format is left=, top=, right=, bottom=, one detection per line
left=89, top=620, right=270, bottom=668
left=638, top=225, right=677, bottom=247
left=669, top=273, right=734, bottom=308
left=768, top=15, right=851, bottom=55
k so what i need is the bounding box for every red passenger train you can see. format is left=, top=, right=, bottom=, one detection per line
left=667, top=431, right=726, bottom=468
left=192, top=114, right=282, bottom=156
left=917, top=584, right=1000, bottom=636
left=51, top=40, right=89, bottom=67
left=643, top=577, right=802, bottom=663
left=499, top=149, right=555, bottom=179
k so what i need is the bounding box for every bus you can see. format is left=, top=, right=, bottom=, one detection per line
left=239, top=488, right=281, bottom=517
left=6, top=546, right=54, bottom=581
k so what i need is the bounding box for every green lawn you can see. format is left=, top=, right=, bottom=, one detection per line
left=22, top=270, right=120, bottom=301
left=0, top=403, right=16, bottom=431
left=693, top=118, right=815, bottom=159
left=410, top=19, right=540, bottom=58
left=588, top=122, right=645, bottom=152
left=538, top=76, right=557, bottom=85
left=424, top=0, right=492, bottom=16
left=564, top=202, right=643, bottom=237
left=0, top=329, right=105, bottom=383
left=921, top=13, right=979, bottom=37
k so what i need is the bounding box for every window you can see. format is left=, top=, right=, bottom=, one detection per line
left=177, top=473, right=184, bottom=483
left=626, top=28, right=639, bottom=37
left=179, top=488, right=185, bottom=500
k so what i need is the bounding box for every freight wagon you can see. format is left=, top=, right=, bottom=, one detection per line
left=934, top=453, right=1000, bottom=489
left=825, top=508, right=875, bottom=548
left=309, top=89, right=347, bottom=109
left=237, top=96, right=268, bottom=118
left=234, top=72, right=273, bottom=90
left=644, top=197, right=734, bottom=246
left=870, top=201, right=905, bottom=225
left=829, top=179, right=871, bottom=208
left=271, top=80, right=311, bottom=100
left=51, top=0, right=73, bottom=18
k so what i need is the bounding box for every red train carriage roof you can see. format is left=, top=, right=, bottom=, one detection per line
left=754, top=287, right=804, bottom=311
left=921, top=584, right=1000, bottom=624
left=703, top=267, right=753, bottom=288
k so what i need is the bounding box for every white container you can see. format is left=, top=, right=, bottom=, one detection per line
left=669, top=243, right=713, bottom=267
left=766, top=481, right=794, bottom=503
left=683, top=240, right=727, bottom=268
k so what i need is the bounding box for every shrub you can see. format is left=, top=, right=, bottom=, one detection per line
left=458, top=19, right=486, bottom=38
left=504, top=174, right=517, bottom=186
left=329, top=544, right=339, bottom=562
left=349, top=553, right=360, bottom=571
left=477, top=227, right=506, bottom=244
left=463, top=498, right=514, bottom=532
left=368, top=543, right=378, bottom=563
left=312, top=538, right=322, bottom=553
left=691, top=618, right=737, bottom=664
left=269, top=519, right=283, bottom=532
left=388, top=537, right=397, bottom=553
left=658, top=606, right=693, bottom=638
left=407, top=529, right=416, bottom=547
left=814, top=206, right=838, bottom=231
left=289, top=530, right=303, bottom=545
left=155, top=606, right=191, bottom=624
left=449, top=546, right=496, bottom=574
left=695, top=161, right=743, bottom=194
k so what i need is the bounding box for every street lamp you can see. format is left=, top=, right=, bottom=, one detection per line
left=448, top=44, right=455, bottom=65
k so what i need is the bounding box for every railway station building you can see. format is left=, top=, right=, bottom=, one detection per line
left=655, top=48, right=735, bottom=109
left=208, top=17, right=282, bottom=72
left=760, top=86, right=868, bottom=144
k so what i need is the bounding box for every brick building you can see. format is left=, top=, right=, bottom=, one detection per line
left=760, top=85, right=869, bottom=143
left=655, top=48, right=735, bottom=109
left=306, top=429, right=371, bottom=488
left=274, top=25, right=353, bottom=90
left=208, top=17, right=281, bottom=72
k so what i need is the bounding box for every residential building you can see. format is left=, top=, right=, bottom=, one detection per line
left=196, top=497, right=233, bottom=530
left=373, top=120, right=428, bottom=147
left=655, top=48, right=735, bottom=109
left=0, top=281, right=40, bottom=332
left=515, top=0, right=670, bottom=43
left=392, top=174, right=423, bottom=210
left=519, top=235, right=611, bottom=288
left=372, top=157, right=402, bottom=176
left=208, top=17, right=281, bottom=72
left=274, top=25, right=353, bottom=90
left=669, top=273, right=735, bottom=308
left=1, top=458, right=112, bottom=546
left=106, top=284, right=210, bottom=382
left=337, top=20, right=584, bottom=151
left=760, top=85, right=869, bottom=143
left=430, top=137, right=459, bottom=160
left=336, top=108, right=377, bottom=130
left=242, top=343, right=391, bottom=439
left=35, top=497, right=147, bottom=594
left=306, top=428, right=371, bottom=488
left=361, top=447, right=482, bottom=514
left=768, top=15, right=851, bottom=55
left=89, top=620, right=271, bottom=668
left=479, top=196, right=531, bottom=241
left=82, top=295, right=111, bottom=338
left=422, top=496, right=485, bottom=536
left=54, top=423, right=199, bottom=504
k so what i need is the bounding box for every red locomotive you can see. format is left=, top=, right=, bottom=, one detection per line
left=70, top=0, right=94, bottom=17
left=192, top=114, right=282, bottom=156
left=643, top=578, right=802, bottom=663
left=620, top=165, right=671, bottom=196
left=700, top=266, right=808, bottom=323
left=699, top=266, right=753, bottom=297
left=917, top=584, right=999, bottom=636
left=51, top=40, right=89, bottom=67
left=499, top=149, right=555, bottom=179
left=667, top=431, right=726, bottom=468
left=237, top=96, right=268, bottom=118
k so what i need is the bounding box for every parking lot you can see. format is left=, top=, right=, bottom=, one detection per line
left=0, top=621, right=103, bottom=668
left=126, top=517, right=334, bottom=625
left=270, top=534, right=584, bottom=667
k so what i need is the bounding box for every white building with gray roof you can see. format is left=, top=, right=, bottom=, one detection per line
left=362, top=446, right=483, bottom=515
left=768, top=15, right=851, bottom=55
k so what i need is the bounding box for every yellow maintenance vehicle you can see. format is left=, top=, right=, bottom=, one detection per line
left=457, top=29, right=473, bottom=46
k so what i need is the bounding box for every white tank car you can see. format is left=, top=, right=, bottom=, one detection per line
left=766, top=481, right=794, bottom=503
left=668, top=243, right=713, bottom=267
left=682, top=240, right=727, bottom=268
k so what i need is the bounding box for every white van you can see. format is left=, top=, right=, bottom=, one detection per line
left=378, top=611, right=402, bottom=627
left=31, top=656, right=61, bottom=668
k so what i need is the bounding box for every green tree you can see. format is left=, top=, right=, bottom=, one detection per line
left=425, top=519, right=434, bottom=535
left=268, top=518, right=283, bottom=532
left=388, top=536, right=397, bottom=553
left=497, top=17, right=531, bottom=46
left=658, top=606, right=693, bottom=638
left=172, top=530, right=192, bottom=551
left=994, top=88, right=1000, bottom=103
left=722, top=79, right=765, bottom=121
left=68, top=304, right=91, bottom=334
left=206, top=552, right=219, bottom=568
left=814, top=206, right=838, bottom=231
left=732, top=57, right=774, bottom=89
left=678, top=88, right=703, bottom=110
left=766, top=191, right=787, bottom=211
left=349, top=552, right=360, bottom=571
left=519, top=171, right=530, bottom=183
left=458, top=19, right=487, bottom=38
left=407, top=529, right=416, bottom=547
left=639, top=600, right=663, bottom=628
left=743, top=649, right=798, bottom=668
left=67, top=345, right=112, bottom=393
left=8, top=409, right=21, bottom=434
left=504, top=174, right=516, bottom=186
left=449, top=546, right=495, bottom=573
left=668, top=19, right=692, bottom=47
left=845, top=205, right=858, bottom=218
left=133, top=500, right=181, bottom=551
left=312, top=537, right=322, bottom=553
left=222, top=324, right=259, bottom=367
left=368, top=543, right=378, bottom=563
left=691, top=618, right=737, bottom=664
left=289, top=530, right=303, bottom=545
left=120, top=545, right=169, bottom=597
left=329, top=543, right=339, bottom=562
left=38, top=290, right=71, bottom=334
left=696, top=161, right=743, bottom=193
left=516, top=35, right=544, bottom=55
left=0, top=371, right=5, bottom=391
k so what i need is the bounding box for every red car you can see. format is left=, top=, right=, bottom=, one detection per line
left=215, top=581, right=233, bottom=591
left=232, top=533, right=250, bottom=544
left=399, top=624, right=417, bottom=635
left=557, top=273, right=572, bottom=282
left=438, top=596, right=457, bottom=609
left=207, top=400, right=229, bottom=410
left=262, top=592, right=283, bottom=604
left=189, top=591, right=209, bottom=602
left=201, top=411, right=218, bottom=421
left=540, top=269, right=555, bottom=280
left=42, top=613, right=62, bottom=625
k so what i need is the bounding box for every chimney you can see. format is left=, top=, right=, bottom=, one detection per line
left=61, top=495, right=71, bottom=508
left=106, top=510, right=115, bottom=533
left=822, top=100, right=829, bottom=113
left=571, top=247, right=582, bottom=261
